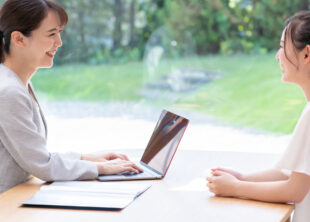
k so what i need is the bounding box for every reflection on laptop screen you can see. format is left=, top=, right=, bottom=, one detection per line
left=141, top=110, right=189, bottom=175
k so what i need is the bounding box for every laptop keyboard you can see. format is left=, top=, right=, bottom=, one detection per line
left=97, top=164, right=161, bottom=181
left=118, top=168, right=156, bottom=177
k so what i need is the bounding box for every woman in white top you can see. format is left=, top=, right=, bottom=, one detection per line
left=206, top=11, right=310, bottom=222
left=0, top=0, right=142, bottom=193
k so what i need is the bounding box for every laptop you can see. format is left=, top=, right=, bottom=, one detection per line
left=97, top=109, right=189, bottom=181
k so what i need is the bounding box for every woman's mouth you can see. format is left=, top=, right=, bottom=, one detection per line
left=46, top=51, right=56, bottom=58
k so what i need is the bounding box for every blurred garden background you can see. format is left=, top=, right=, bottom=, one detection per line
left=2, top=0, right=309, bottom=150
left=31, top=0, right=309, bottom=134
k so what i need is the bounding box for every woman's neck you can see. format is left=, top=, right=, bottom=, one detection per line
left=3, top=56, right=36, bottom=87
left=301, top=85, right=310, bottom=102
left=296, top=76, right=310, bottom=102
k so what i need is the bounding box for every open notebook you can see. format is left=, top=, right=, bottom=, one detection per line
left=23, top=181, right=151, bottom=210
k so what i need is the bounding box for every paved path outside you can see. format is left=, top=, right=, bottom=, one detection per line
left=40, top=101, right=290, bottom=155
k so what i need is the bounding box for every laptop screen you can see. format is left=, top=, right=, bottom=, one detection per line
left=141, top=110, right=189, bottom=175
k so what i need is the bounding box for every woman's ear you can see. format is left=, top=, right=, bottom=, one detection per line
left=303, top=45, right=310, bottom=64
left=10, top=31, right=27, bottom=48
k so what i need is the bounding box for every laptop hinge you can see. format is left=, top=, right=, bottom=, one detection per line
left=140, top=161, right=164, bottom=177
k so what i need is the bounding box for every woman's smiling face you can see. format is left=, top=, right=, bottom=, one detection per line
left=275, top=27, right=310, bottom=87
left=24, top=10, right=63, bottom=69
left=276, top=29, right=300, bottom=83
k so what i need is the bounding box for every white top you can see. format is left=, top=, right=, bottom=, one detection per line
left=276, top=103, right=310, bottom=222
left=0, top=64, right=98, bottom=193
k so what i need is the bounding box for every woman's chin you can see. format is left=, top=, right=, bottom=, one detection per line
left=39, top=62, right=54, bottom=69
left=281, top=77, right=287, bottom=82
left=281, top=74, right=287, bottom=82
left=281, top=72, right=290, bottom=82
left=281, top=75, right=297, bottom=85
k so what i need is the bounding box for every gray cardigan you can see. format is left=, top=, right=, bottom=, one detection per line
left=0, top=64, right=98, bottom=193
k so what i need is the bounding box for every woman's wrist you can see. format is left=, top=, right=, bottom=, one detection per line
left=239, top=173, right=246, bottom=181
left=232, top=180, right=242, bottom=197
left=81, top=153, right=95, bottom=161
left=96, top=163, right=103, bottom=174
left=81, top=154, right=87, bottom=161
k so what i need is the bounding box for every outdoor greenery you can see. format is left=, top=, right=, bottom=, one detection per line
left=52, top=0, right=309, bottom=64
left=33, top=53, right=306, bottom=134
left=32, top=63, right=144, bottom=101
left=175, top=53, right=306, bottom=134
left=2, top=0, right=308, bottom=134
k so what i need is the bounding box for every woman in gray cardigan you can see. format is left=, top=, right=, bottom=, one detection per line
left=0, top=0, right=142, bottom=193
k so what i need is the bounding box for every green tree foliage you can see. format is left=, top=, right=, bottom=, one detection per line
left=250, top=0, right=308, bottom=52
left=165, top=0, right=309, bottom=55
left=1, top=0, right=305, bottom=64
left=165, top=0, right=237, bottom=54
left=55, top=0, right=114, bottom=64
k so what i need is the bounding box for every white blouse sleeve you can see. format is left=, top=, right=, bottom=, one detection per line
left=275, top=104, right=310, bottom=176
left=57, top=152, right=82, bottom=160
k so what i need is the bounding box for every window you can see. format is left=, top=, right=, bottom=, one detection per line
left=4, top=0, right=306, bottom=153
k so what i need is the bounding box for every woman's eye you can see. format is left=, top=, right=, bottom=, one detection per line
left=49, top=33, right=56, bottom=37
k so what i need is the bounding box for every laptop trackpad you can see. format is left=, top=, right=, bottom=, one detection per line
left=118, top=171, right=136, bottom=176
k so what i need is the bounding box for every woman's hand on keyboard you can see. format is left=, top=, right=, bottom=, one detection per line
left=96, top=159, right=144, bottom=175
left=81, top=152, right=130, bottom=162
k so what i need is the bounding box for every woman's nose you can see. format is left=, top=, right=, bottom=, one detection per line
left=55, top=33, right=63, bottom=47
left=275, top=50, right=280, bottom=61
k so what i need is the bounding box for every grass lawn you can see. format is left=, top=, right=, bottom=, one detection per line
left=32, top=63, right=145, bottom=101
left=32, top=53, right=306, bottom=134
left=175, top=53, right=305, bottom=134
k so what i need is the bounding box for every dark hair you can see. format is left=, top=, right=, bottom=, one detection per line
left=283, top=11, right=310, bottom=67
left=0, top=0, right=68, bottom=63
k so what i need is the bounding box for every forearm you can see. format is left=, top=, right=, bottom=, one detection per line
left=28, top=153, right=98, bottom=181
left=234, top=180, right=295, bottom=203
left=242, top=169, right=289, bottom=182
left=234, top=171, right=310, bottom=203
left=209, top=170, right=309, bottom=204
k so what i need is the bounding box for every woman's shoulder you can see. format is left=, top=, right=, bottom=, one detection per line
left=300, top=103, right=310, bottom=119
left=292, top=103, right=310, bottom=134
left=0, top=65, right=28, bottom=98
left=0, top=68, right=32, bottom=112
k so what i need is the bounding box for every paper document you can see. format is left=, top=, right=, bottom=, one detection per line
left=23, top=181, right=151, bottom=210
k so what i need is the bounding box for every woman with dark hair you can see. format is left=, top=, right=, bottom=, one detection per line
left=0, top=0, right=142, bottom=194
left=206, top=11, right=310, bottom=222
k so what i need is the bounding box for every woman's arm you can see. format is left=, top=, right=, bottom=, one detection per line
left=81, top=152, right=129, bottom=162
left=243, top=169, right=290, bottom=182
left=82, top=152, right=144, bottom=175
left=236, top=171, right=309, bottom=203
left=207, top=171, right=310, bottom=203
left=211, top=168, right=290, bottom=182
left=0, top=87, right=99, bottom=181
